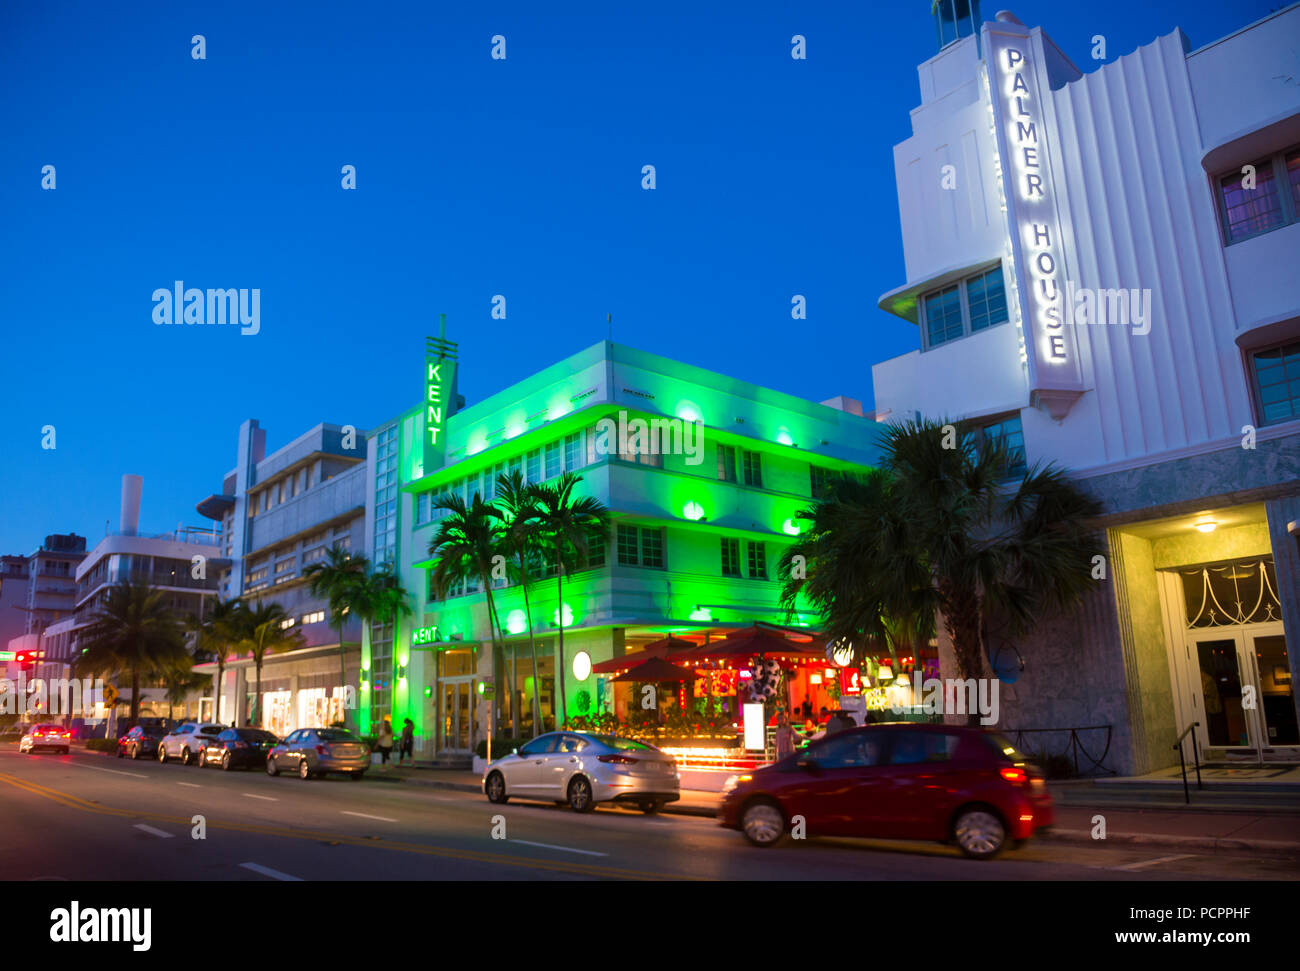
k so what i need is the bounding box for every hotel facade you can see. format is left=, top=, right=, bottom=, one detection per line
left=874, top=2, right=1300, bottom=773
left=360, top=341, right=879, bottom=761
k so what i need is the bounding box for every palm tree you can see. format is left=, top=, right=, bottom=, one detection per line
left=427, top=492, right=509, bottom=734
left=365, top=564, right=413, bottom=730
left=188, top=597, right=246, bottom=724
left=528, top=472, right=609, bottom=728
left=304, top=546, right=370, bottom=730
left=162, top=663, right=210, bottom=722
left=74, top=581, right=189, bottom=727
left=237, top=600, right=306, bottom=728
left=495, top=470, right=545, bottom=736
left=781, top=418, right=1103, bottom=720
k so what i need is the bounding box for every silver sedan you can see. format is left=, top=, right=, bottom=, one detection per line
left=483, top=732, right=680, bottom=813
left=266, top=727, right=370, bottom=780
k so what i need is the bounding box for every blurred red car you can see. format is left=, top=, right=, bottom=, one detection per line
left=718, top=723, right=1053, bottom=859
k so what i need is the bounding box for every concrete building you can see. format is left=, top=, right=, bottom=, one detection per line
left=194, top=419, right=367, bottom=735
left=364, top=339, right=879, bottom=761
left=872, top=2, right=1300, bottom=772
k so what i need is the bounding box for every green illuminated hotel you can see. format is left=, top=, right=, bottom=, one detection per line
left=360, top=340, right=879, bottom=761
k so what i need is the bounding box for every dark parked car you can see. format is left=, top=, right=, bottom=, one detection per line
left=117, top=724, right=169, bottom=760
left=718, top=723, right=1054, bottom=859
left=201, top=728, right=280, bottom=770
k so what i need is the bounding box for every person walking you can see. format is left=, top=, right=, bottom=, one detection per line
left=397, top=717, right=414, bottom=766
left=376, top=718, right=394, bottom=769
left=774, top=712, right=797, bottom=761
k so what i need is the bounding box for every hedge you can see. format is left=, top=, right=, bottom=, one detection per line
left=86, top=738, right=118, bottom=753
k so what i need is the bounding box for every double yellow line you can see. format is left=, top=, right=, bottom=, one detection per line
left=0, top=771, right=688, bottom=881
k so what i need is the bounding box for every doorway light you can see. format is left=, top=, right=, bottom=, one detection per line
left=1194, top=520, right=1218, bottom=533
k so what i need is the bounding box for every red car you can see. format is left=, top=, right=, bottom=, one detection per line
left=718, top=723, right=1053, bottom=859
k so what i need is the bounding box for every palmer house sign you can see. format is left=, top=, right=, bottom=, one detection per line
left=986, top=20, right=1085, bottom=420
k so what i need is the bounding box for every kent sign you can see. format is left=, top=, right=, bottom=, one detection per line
left=423, top=355, right=455, bottom=472
left=986, top=21, right=1085, bottom=419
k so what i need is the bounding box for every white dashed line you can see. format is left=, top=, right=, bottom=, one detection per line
left=341, top=811, right=399, bottom=822
left=1112, top=854, right=1198, bottom=871
left=133, top=824, right=174, bottom=839
left=176, top=782, right=202, bottom=789
left=511, top=840, right=607, bottom=857
left=242, top=793, right=277, bottom=802
left=57, top=762, right=148, bottom=779
left=239, top=862, right=302, bottom=882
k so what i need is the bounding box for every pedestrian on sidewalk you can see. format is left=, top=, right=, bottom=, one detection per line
left=376, top=718, right=394, bottom=769
left=397, top=718, right=414, bottom=766
left=775, top=712, right=796, bottom=761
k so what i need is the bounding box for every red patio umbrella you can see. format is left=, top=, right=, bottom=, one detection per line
left=673, top=627, right=824, bottom=664
left=592, top=635, right=697, bottom=674
left=609, top=656, right=697, bottom=683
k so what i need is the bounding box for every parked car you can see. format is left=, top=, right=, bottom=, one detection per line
left=201, top=728, right=280, bottom=770
left=718, top=724, right=1054, bottom=859
left=266, top=728, right=370, bottom=780
left=482, top=731, right=680, bottom=813
left=117, top=724, right=169, bottom=760
left=19, top=723, right=71, bottom=754
left=157, top=722, right=226, bottom=765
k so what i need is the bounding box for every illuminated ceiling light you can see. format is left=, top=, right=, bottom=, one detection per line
left=1194, top=520, right=1218, bottom=534
left=504, top=419, right=526, bottom=439
left=572, top=651, right=592, bottom=682
left=505, top=609, right=527, bottom=635
left=677, top=403, right=701, bottom=424
left=552, top=604, right=574, bottom=627
left=776, top=430, right=794, bottom=447
left=682, top=501, right=705, bottom=521
left=894, top=672, right=911, bottom=688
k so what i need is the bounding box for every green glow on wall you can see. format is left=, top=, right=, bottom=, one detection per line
left=682, top=501, right=705, bottom=521
left=777, top=429, right=794, bottom=447
left=505, top=609, right=527, bottom=635
left=505, top=415, right=526, bottom=439
left=676, top=402, right=701, bottom=423
left=552, top=604, right=574, bottom=627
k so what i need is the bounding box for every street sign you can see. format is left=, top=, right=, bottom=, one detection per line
left=477, top=682, right=494, bottom=700
left=103, top=684, right=119, bottom=706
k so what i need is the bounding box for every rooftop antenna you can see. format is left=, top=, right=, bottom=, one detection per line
left=607, top=312, right=612, bottom=343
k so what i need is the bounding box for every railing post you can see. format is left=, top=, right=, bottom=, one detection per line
left=1192, top=723, right=1203, bottom=791
left=1176, top=736, right=1190, bottom=805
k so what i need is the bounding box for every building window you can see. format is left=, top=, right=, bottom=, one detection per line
left=526, top=449, right=541, bottom=483
left=303, top=610, right=325, bottom=625
left=564, top=433, right=583, bottom=472
left=973, top=414, right=1027, bottom=477
left=747, top=541, right=767, bottom=580
left=741, top=450, right=762, bottom=488
left=717, top=444, right=736, bottom=482
left=1251, top=339, right=1300, bottom=425
left=1217, top=146, right=1300, bottom=244
left=809, top=465, right=832, bottom=499
left=617, top=525, right=663, bottom=569
left=544, top=440, right=562, bottom=479
left=920, top=264, right=1009, bottom=349
left=721, top=538, right=741, bottom=577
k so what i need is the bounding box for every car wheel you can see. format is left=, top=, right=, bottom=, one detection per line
left=181, top=747, right=194, bottom=766
left=221, top=751, right=233, bottom=771
left=131, top=745, right=141, bottom=760
left=567, top=776, right=594, bottom=813
left=158, top=745, right=169, bottom=763
left=953, top=807, right=1006, bottom=860
left=485, top=771, right=508, bottom=804
left=740, top=799, right=786, bottom=847
left=266, top=756, right=279, bottom=777
left=637, top=799, right=661, bottom=815
left=298, top=759, right=313, bottom=780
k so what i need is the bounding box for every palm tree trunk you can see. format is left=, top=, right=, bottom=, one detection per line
left=338, top=624, right=347, bottom=730
left=254, top=657, right=263, bottom=729
left=482, top=583, right=505, bottom=736
left=130, top=669, right=140, bottom=726
left=522, top=577, right=542, bottom=738
left=216, top=656, right=225, bottom=724
left=555, top=562, right=566, bottom=729
left=943, top=583, right=986, bottom=727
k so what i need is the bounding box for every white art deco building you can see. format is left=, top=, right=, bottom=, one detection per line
left=873, top=2, right=1300, bottom=773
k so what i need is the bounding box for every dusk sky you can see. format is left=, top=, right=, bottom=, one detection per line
left=0, top=0, right=1271, bottom=555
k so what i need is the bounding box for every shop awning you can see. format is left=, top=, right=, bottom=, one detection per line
left=609, top=656, right=697, bottom=683
left=671, top=627, right=825, bottom=664
left=592, top=635, right=697, bottom=674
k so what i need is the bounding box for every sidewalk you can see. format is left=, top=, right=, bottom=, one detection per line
left=370, top=762, right=1300, bottom=857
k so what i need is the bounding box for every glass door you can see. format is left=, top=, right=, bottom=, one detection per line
left=1192, top=629, right=1296, bottom=758
left=438, top=679, right=475, bottom=753
left=1192, top=636, right=1252, bottom=749
left=1245, top=633, right=1297, bottom=747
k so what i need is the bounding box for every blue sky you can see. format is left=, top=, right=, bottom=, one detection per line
left=0, top=0, right=1272, bottom=554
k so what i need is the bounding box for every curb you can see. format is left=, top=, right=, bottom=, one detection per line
left=1039, top=827, right=1300, bottom=858
left=374, top=772, right=721, bottom=816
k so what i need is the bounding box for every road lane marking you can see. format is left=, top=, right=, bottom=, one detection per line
left=133, top=824, right=174, bottom=839
left=240, top=862, right=303, bottom=882
left=242, top=793, right=277, bottom=802
left=1112, top=854, right=1198, bottom=871
left=511, top=840, right=607, bottom=857
left=56, top=761, right=148, bottom=779
left=341, top=811, right=399, bottom=822
left=0, top=772, right=682, bottom=880
left=177, top=782, right=202, bottom=789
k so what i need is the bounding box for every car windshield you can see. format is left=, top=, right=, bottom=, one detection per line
left=317, top=730, right=358, bottom=742
left=593, top=736, right=654, bottom=752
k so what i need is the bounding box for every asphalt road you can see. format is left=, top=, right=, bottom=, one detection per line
left=3, top=747, right=1297, bottom=881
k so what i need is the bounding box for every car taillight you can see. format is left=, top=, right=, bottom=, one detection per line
left=62, top=732, right=70, bottom=738
left=1000, top=767, right=1028, bottom=785
left=597, top=755, right=638, bottom=764
left=34, top=731, right=44, bottom=738
left=316, top=745, right=329, bottom=755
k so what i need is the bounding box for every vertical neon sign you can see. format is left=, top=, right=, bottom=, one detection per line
left=423, top=323, right=458, bottom=474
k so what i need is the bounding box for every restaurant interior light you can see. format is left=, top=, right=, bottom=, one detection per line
left=894, top=672, right=911, bottom=688
left=1195, top=520, right=1218, bottom=533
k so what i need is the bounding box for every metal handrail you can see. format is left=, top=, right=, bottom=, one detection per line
left=1006, top=725, right=1115, bottom=776
left=1172, top=721, right=1203, bottom=804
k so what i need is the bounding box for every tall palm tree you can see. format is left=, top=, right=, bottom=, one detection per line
left=782, top=418, right=1103, bottom=721
left=495, top=470, right=544, bottom=736
left=304, top=546, right=369, bottom=730
left=237, top=600, right=306, bottom=728
left=74, top=581, right=189, bottom=727
left=528, top=472, right=609, bottom=728
left=427, top=492, right=510, bottom=734
left=162, top=662, right=210, bottom=721
left=365, top=564, right=413, bottom=731
left=188, top=597, right=246, bottom=724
